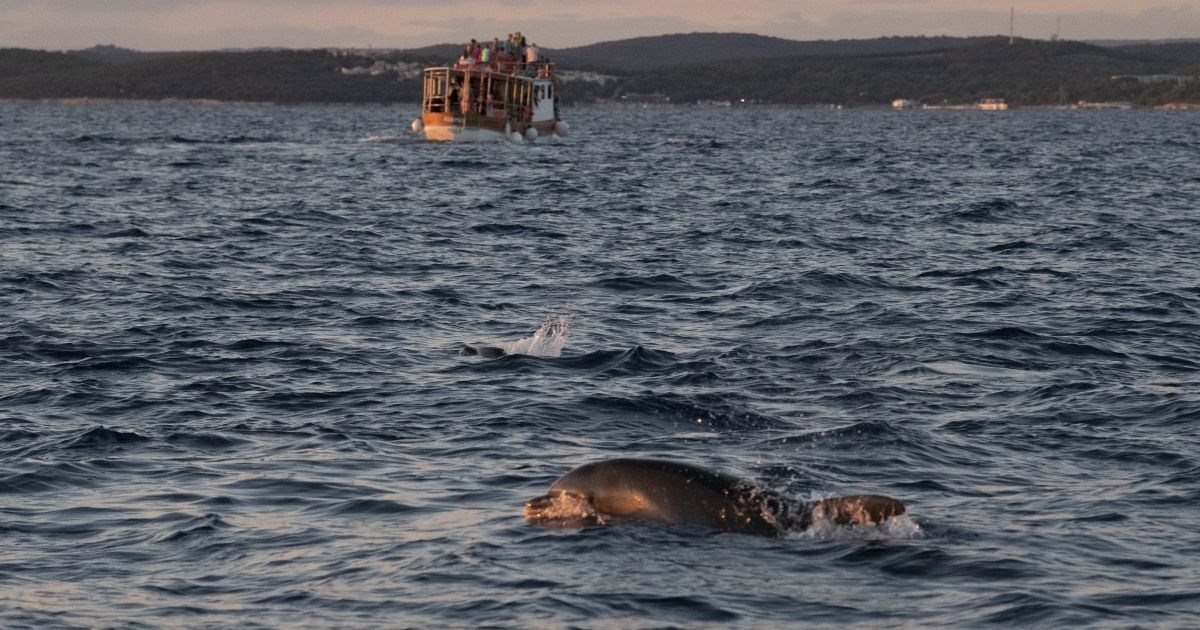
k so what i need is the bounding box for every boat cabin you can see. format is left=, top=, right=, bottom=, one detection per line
left=417, top=61, right=561, bottom=142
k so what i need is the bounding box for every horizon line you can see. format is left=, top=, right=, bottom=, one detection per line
left=29, top=31, right=1200, bottom=55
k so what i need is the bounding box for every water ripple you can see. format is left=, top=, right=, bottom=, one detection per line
left=1, top=102, right=1198, bottom=627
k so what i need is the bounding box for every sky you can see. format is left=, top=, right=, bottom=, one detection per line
left=2, top=1, right=1199, bottom=51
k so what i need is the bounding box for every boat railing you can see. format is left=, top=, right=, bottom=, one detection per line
left=422, top=62, right=557, bottom=121
left=447, top=60, right=555, bottom=79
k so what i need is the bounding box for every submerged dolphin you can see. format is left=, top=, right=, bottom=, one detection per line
left=524, top=458, right=905, bottom=537
left=459, top=344, right=508, bottom=358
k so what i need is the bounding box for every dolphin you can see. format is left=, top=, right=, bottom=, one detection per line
left=524, top=458, right=905, bottom=537
left=459, top=344, right=508, bottom=358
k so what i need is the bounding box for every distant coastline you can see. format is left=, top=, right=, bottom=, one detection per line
left=2, top=34, right=1197, bottom=107
left=0, top=97, right=410, bottom=107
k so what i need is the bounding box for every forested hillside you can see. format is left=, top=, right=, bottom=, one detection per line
left=548, top=33, right=1000, bottom=72
left=0, top=48, right=422, bottom=103
left=616, top=38, right=1200, bottom=106
left=1, top=34, right=1197, bottom=106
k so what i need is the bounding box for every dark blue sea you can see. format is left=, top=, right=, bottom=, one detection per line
left=2, top=102, right=1199, bottom=628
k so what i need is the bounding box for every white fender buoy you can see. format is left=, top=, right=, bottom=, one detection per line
left=510, top=132, right=524, bottom=143
left=524, top=127, right=539, bottom=142
left=504, top=121, right=512, bottom=137
left=411, top=119, right=423, bottom=133
left=554, top=120, right=570, bottom=137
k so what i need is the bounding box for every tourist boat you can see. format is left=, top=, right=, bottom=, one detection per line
left=411, top=55, right=568, bottom=142
left=977, top=98, right=1009, bottom=111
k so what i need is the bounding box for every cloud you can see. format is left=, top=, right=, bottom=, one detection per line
left=1, top=1, right=1197, bottom=50
left=741, top=4, right=1200, bottom=41
left=401, top=14, right=714, bottom=47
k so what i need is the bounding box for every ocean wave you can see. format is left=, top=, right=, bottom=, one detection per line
left=63, top=426, right=151, bottom=449
left=591, top=274, right=696, bottom=292
left=164, top=431, right=250, bottom=451
left=3, top=103, right=1199, bottom=628
left=582, top=392, right=789, bottom=431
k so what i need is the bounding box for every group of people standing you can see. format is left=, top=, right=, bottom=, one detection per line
left=456, top=32, right=542, bottom=70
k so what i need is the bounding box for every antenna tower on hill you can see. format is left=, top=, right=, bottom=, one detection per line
left=1009, top=7, right=1015, bottom=45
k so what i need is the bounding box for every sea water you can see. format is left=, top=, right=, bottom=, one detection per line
left=2, top=102, right=1199, bottom=627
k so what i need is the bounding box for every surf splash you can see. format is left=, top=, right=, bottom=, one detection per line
left=794, top=513, right=923, bottom=541
left=791, top=491, right=923, bottom=541
left=524, top=491, right=606, bottom=528
left=502, top=316, right=569, bottom=358
left=358, top=133, right=402, bottom=143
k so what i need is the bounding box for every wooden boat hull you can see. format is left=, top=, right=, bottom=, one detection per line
left=421, top=112, right=557, bottom=143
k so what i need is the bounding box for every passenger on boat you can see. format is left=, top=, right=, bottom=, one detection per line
left=513, top=34, right=525, bottom=69
left=488, top=38, right=500, bottom=65
left=525, top=42, right=539, bottom=64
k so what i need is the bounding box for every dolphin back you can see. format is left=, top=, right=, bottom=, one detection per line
left=529, top=458, right=906, bottom=537
left=459, top=344, right=507, bottom=358
left=548, top=458, right=786, bottom=536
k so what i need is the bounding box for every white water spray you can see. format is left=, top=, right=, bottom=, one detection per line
left=790, top=490, right=923, bottom=541
left=501, top=316, right=569, bottom=358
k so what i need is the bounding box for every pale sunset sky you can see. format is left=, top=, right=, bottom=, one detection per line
left=2, top=1, right=1197, bottom=50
